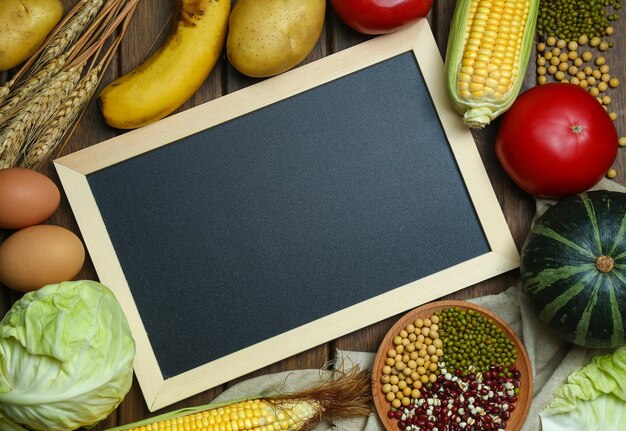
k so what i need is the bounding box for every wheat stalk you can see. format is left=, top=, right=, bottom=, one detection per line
left=0, top=0, right=139, bottom=170
left=21, top=66, right=101, bottom=169
left=0, top=67, right=82, bottom=169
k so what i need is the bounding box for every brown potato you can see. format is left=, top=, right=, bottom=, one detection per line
left=226, top=0, right=325, bottom=78
left=0, top=0, right=63, bottom=71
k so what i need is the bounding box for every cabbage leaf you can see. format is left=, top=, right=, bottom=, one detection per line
left=0, top=280, right=135, bottom=431
left=540, top=346, right=626, bottom=431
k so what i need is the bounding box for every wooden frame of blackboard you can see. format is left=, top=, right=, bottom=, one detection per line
left=54, top=19, right=519, bottom=411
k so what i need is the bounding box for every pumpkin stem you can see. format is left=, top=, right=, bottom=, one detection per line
left=596, top=255, right=614, bottom=273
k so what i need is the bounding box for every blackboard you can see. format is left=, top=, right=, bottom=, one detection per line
left=55, top=20, right=518, bottom=411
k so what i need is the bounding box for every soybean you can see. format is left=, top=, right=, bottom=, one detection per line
left=607, top=168, right=618, bottom=179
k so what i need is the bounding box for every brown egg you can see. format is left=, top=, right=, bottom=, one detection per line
left=0, top=225, right=85, bottom=292
left=0, top=167, right=60, bottom=229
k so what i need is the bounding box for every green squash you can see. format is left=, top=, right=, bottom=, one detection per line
left=521, top=191, right=626, bottom=348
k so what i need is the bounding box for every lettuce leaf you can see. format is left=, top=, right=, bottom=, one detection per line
left=540, top=346, right=626, bottom=431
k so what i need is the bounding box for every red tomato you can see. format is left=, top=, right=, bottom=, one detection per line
left=495, top=83, right=618, bottom=198
left=331, top=0, right=434, bottom=35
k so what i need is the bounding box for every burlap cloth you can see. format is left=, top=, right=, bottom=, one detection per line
left=212, top=179, right=625, bottom=431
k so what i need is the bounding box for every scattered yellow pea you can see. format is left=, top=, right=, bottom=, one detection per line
left=556, top=39, right=566, bottom=49
left=609, top=78, right=619, bottom=88
left=546, top=36, right=557, bottom=46
left=619, top=137, right=626, bottom=147
left=607, top=168, right=617, bottom=179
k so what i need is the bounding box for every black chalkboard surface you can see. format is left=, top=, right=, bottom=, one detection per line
left=56, top=20, right=518, bottom=410
left=88, top=51, right=488, bottom=378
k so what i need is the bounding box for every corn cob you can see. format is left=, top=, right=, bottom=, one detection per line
left=445, top=0, right=539, bottom=128
left=108, top=369, right=371, bottom=431
left=120, top=399, right=318, bottom=431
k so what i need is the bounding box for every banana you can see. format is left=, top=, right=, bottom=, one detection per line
left=98, top=0, right=230, bottom=129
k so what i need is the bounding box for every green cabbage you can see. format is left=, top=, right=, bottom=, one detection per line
left=540, top=346, right=626, bottom=431
left=0, top=280, right=136, bottom=431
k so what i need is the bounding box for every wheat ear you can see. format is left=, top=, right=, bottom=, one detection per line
left=0, top=79, right=15, bottom=105
left=21, top=67, right=101, bottom=169
left=0, top=52, right=72, bottom=124
left=35, top=0, right=104, bottom=68
left=0, top=67, right=82, bottom=169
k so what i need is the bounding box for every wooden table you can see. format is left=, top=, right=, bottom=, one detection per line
left=1, top=0, right=624, bottom=429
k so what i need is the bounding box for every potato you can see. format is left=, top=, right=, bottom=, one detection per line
left=226, top=0, right=325, bottom=78
left=0, top=0, right=63, bottom=71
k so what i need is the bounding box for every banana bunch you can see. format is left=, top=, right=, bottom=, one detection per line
left=99, top=0, right=230, bottom=129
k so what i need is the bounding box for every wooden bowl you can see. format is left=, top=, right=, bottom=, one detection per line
left=372, top=300, right=532, bottom=431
